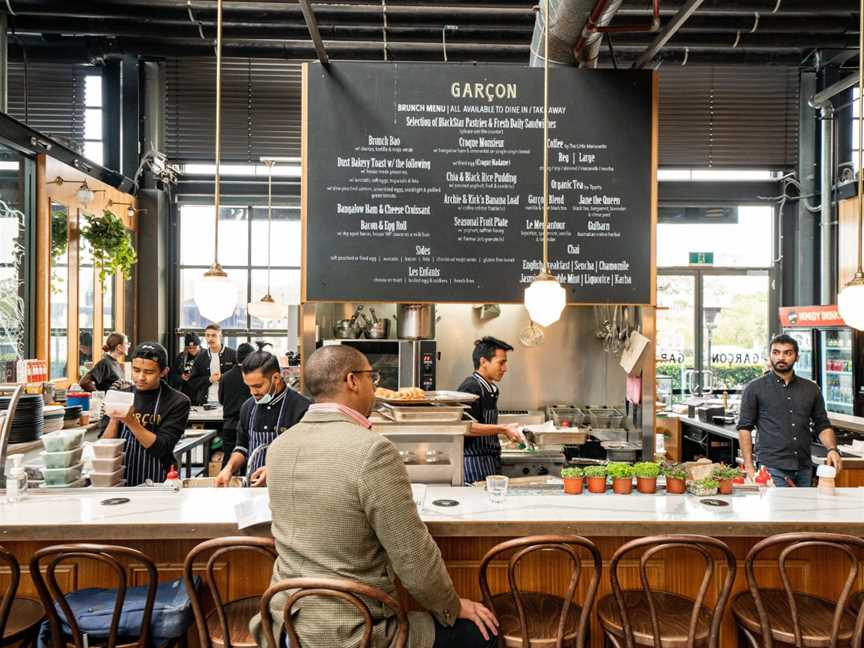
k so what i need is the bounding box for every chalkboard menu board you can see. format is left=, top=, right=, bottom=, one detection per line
left=303, top=62, right=655, bottom=304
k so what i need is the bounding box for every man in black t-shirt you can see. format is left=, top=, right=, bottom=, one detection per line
left=102, top=342, right=191, bottom=486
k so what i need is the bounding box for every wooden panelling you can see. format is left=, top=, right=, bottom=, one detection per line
left=1, top=536, right=860, bottom=648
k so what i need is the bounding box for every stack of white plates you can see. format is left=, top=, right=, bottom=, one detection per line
left=43, top=405, right=65, bottom=434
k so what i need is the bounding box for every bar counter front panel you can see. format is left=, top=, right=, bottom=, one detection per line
left=3, top=487, right=864, bottom=647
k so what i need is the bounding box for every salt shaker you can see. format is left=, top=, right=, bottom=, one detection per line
left=816, top=464, right=836, bottom=495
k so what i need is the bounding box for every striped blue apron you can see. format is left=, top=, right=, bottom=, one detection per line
left=463, top=373, right=502, bottom=484
left=121, top=386, right=164, bottom=487
left=246, top=390, right=289, bottom=477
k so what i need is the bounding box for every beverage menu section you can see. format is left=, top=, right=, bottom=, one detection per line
left=304, top=62, right=655, bottom=304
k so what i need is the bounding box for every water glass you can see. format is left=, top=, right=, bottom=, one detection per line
left=486, top=475, right=509, bottom=504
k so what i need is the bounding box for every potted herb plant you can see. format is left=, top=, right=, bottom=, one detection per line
left=663, top=464, right=687, bottom=494
left=583, top=465, right=608, bottom=494
left=634, top=461, right=661, bottom=494
left=712, top=464, right=740, bottom=495
left=607, top=462, right=635, bottom=495
left=687, top=478, right=719, bottom=497
left=560, top=467, right=584, bottom=495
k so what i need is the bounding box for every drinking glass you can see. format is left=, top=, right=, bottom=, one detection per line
left=486, top=475, right=509, bottom=504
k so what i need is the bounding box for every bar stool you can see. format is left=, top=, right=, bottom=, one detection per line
left=731, top=532, right=864, bottom=647
left=30, top=543, right=189, bottom=648
left=1, top=546, right=44, bottom=647
left=258, top=577, right=409, bottom=648
left=597, top=535, right=736, bottom=648
left=478, top=535, right=602, bottom=648
left=183, top=537, right=277, bottom=648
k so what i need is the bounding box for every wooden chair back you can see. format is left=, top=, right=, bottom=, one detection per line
left=609, top=534, right=736, bottom=648
left=182, top=536, right=277, bottom=648
left=258, top=577, right=408, bottom=648
left=744, top=532, right=864, bottom=648
left=0, top=546, right=21, bottom=638
left=478, top=534, right=603, bottom=648
left=29, top=543, right=159, bottom=648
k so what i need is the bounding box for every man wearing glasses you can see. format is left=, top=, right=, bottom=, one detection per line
left=215, top=351, right=309, bottom=487
left=253, top=345, right=498, bottom=648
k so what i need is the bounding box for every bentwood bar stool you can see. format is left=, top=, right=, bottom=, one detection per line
left=258, top=577, right=409, bottom=648
left=479, top=535, right=603, bottom=648
left=0, top=546, right=44, bottom=647
left=731, top=532, right=864, bottom=647
left=597, top=535, right=737, bottom=648
left=183, top=537, right=277, bottom=648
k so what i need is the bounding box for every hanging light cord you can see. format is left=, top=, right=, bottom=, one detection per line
left=542, top=0, right=550, bottom=274
left=266, top=159, right=274, bottom=294
left=857, top=0, right=864, bottom=276
left=213, top=0, right=223, bottom=268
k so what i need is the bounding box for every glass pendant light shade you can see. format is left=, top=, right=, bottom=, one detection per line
left=194, top=264, right=238, bottom=323
left=838, top=275, right=864, bottom=331
left=248, top=293, right=289, bottom=322
left=76, top=182, right=95, bottom=207
left=524, top=272, right=566, bottom=327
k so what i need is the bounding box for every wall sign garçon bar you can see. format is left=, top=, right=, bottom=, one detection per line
left=303, top=62, right=656, bottom=304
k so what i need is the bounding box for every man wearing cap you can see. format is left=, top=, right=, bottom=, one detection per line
left=102, top=342, right=191, bottom=486
left=168, top=332, right=201, bottom=401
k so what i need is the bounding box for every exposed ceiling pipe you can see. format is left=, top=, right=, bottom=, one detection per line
left=528, top=0, right=627, bottom=68
left=573, top=0, right=627, bottom=67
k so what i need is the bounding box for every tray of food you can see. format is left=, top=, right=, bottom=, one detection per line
left=378, top=403, right=467, bottom=423
left=375, top=388, right=479, bottom=405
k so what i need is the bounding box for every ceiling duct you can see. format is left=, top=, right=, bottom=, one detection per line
left=529, top=0, right=626, bottom=68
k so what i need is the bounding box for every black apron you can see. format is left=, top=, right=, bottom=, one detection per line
left=121, top=386, right=165, bottom=487
left=463, top=372, right=502, bottom=484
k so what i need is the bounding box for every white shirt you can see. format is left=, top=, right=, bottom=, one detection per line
left=207, top=348, right=221, bottom=403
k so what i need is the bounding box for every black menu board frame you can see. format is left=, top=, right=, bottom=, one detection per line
left=302, top=61, right=657, bottom=305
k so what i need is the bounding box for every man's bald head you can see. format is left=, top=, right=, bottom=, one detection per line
left=304, top=345, right=369, bottom=400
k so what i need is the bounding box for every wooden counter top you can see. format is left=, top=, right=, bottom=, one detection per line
left=3, top=485, right=864, bottom=541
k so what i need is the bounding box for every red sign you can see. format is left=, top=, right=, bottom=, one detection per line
left=779, top=305, right=846, bottom=328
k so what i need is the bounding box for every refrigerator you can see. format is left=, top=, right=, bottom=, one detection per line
left=780, top=306, right=864, bottom=417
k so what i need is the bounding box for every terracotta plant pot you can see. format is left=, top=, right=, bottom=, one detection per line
left=665, top=477, right=686, bottom=494
left=586, top=476, right=607, bottom=494
left=718, top=479, right=734, bottom=495
left=612, top=478, right=633, bottom=495
left=563, top=477, right=584, bottom=495
left=636, top=476, right=657, bottom=494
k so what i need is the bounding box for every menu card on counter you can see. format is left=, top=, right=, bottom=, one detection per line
left=304, top=62, right=655, bottom=304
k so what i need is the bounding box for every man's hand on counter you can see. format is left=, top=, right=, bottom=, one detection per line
left=214, top=467, right=234, bottom=487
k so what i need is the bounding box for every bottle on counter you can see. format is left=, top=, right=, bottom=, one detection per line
left=816, top=465, right=836, bottom=495
left=165, top=465, right=182, bottom=492
left=5, top=455, right=27, bottom=503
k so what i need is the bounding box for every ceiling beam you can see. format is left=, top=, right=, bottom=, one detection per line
left=632, top=0, right=704, bottom=68
left=297, top=0, right=329, bottom=64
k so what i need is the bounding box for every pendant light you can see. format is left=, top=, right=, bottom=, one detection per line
left=193, top=0, right=238, bottom=324
left=248, top=159, right=290, bottom=322
left=838, top=0, right=864, bottom=331
left=524, top=0, right=566, bottom=327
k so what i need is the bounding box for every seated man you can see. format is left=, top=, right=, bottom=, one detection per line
left=253, top=345, right=498, bottom=648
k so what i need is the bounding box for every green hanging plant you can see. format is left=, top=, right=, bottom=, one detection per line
left=80, top=209, right=137, bottom=288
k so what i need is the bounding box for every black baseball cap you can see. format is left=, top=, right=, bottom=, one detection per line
left=131, top=342, right=169, bottom=369
left=184, top=332, right=201, bottom=347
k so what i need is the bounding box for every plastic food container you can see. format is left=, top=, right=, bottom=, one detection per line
left=89, top=467, right=124, bottom=487
left=41, top=429, right=86, bottom=452
left=40, top=477, right=86, bottom=489
left=103, top=390, right=134, bottom=418
left=90, top=453, right=125, bottom=473
left=40, top=447, right=84, bottom=469
left=92, top=438, right=126, bottom=458
left=42, top=462, right=84, bottom=486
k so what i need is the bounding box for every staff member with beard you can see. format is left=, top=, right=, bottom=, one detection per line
left=458, top=337, right=522, bottom=484
left=188, top=324, right=237, bottom=405
left=168, top=332, right=202, bottom=400
left=218, top=342, right=254, bottom=461
left=215, top=351, right=309, bottom=487
left=738, top=333, right=842, bottom=487
left=102, top=342, right=191, bottom=487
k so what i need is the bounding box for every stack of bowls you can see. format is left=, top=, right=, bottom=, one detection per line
left=0, top=394, right=44, bottom=443
left=63, top=405, right=82, bottom=429
left=40, top=429, right=86, bottom=488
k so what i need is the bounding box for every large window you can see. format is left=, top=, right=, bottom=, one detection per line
left=84, top=75, right=103, bottom=165
left=0, top=144, right=30, bottom=368
left=657, top=205, right=774, bottom=399
left=177, top=203, right=301, bottom=355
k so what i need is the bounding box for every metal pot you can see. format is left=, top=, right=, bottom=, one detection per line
left=334, top=319, right=361, bottom=339
left=366, top=318, right=391, bottom=339
left=396, top=304, right=435, bottom=339
left=602, top=441, right=641, bottom=463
